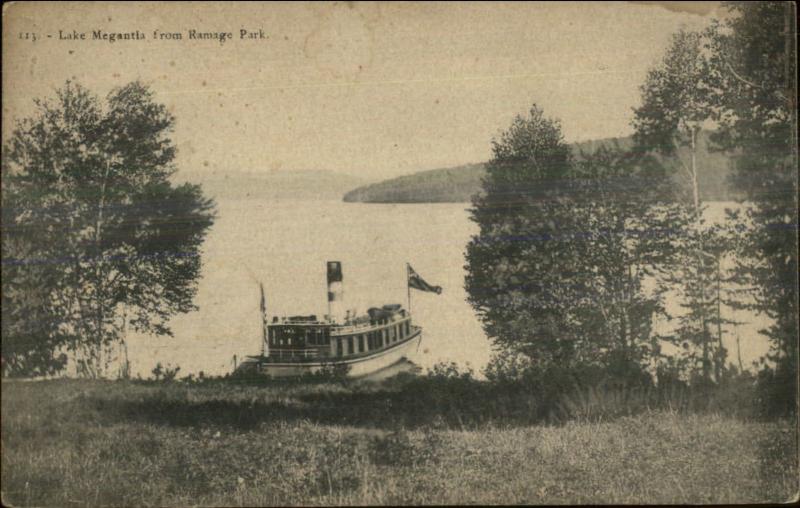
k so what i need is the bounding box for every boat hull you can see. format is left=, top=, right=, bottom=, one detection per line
left=256, top=329, right=422, bottom=378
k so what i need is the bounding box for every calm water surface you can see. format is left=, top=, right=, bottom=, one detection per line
left=126, top=200, right=769, bottom=378
left=128, top=199, right=491, bottom=377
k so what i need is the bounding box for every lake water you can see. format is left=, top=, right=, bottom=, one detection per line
left=126, top=199, right=492, bottom=377
left=125, top=199, right=770, bottom=378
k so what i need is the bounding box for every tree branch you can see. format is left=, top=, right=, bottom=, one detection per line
left=724, top=58, right=788, bottom=102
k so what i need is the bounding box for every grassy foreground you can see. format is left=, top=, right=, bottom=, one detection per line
left=2, top=378, right=797, bottom=506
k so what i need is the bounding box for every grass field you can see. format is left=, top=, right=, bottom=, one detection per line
left=2, top=377, right=797, bottom=506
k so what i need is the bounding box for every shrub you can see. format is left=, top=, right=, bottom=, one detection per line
left=312, top=363, right=351, bottom=384
left=755, top=363, right=797, bottom=419
left=151, top=362, right=181, bottom=382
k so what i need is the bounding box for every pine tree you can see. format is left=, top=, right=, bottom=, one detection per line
left=706, top=1, right=797, bottom=415
left=632, top=29, right=730, bottom=382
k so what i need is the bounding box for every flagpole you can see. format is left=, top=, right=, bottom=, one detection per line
left=259, top=281, right=268, bottom=357
left=406, top=263, right=412, bottom=315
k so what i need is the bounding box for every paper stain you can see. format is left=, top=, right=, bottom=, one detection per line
left=302, top=2, right=376, bottom=81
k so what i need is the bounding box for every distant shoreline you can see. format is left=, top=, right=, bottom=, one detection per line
left=342, top=132, right=742, bottom=204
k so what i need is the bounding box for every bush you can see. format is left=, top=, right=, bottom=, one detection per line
left=755, top=363, right=797, bottom=419
left=151, top=363, right=181, bottom=382
left=311, top=363, right=351, bottom=384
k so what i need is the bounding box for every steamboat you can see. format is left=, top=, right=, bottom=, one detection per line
left=238, top=262, right=441, bottom=378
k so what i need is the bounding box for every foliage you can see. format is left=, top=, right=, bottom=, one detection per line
left=151, top=362, right=181, bottom=382
left=633, top=29, right=713, bottom=160
left=705, top=1, right=798, bottom=415
left=632, top=28, right=734, bottom=383
left=1, top=81, right=216, bottom=377
left=466, top=105, right=683, bottom=371
left=313, top=362, right=352, bottom=383
left=661, top=216, right=749, bottom=381
left=568, top=146, right=686, bottom=367
left=0, top=202, right=69, bottom=376
left=465, top=106, right=576, bottom=364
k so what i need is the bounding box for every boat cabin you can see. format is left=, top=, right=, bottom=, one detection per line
left=265, top=304, right=414, bottom=362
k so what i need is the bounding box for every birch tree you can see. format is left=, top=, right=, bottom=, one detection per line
left=632, top=29, right=728, bottom=382
left=2, top=81, right=215, bottom=377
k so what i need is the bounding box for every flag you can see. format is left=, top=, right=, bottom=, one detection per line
left=407, top=264, right=443, bottom=294
left=259, top=282, right=267, bottom=315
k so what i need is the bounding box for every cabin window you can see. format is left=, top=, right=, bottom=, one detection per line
left=336, top=338, right=343, bottom=357
left=405, top=321, right=410, bottom=335
left=358, top=335, right=364, bottom=353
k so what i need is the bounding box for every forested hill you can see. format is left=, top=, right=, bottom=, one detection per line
left=175, top=169, right=368, bottom=201
left=343, top=132, right=741, bottom=203
left=343, top=163, right=487, bottom=203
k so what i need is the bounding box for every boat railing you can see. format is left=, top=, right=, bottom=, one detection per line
left=265, top=347, right=332, bottom=362
left=263, top=325, right=421, bottom=363
left=333, top=315, right=410, bottom=336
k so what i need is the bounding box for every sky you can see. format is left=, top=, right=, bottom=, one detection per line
left=3, top=2, right=720, bottom=181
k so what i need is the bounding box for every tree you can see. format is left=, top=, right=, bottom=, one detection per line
left=633, top=29, right=713, bottom=211
left=465, top=105, right=680, bottom=376
left=465, top=106, right=577, bottom=365
left=632, top=28, right=731, bottom=382
left=705, top=1, right=797, bottom=415
left=566, top=145, right=687, bottom=373
left=1, top=81, right=216, bottom=377
left=1, top=172, right=70, bottom=376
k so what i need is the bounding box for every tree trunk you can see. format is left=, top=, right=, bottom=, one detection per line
left=735, top=325, right=744, bottom=373
left=715, top=255, right=724, bottom=381
left=92, top=160, right=112, bottom=371
left=689, top=127, right=712, bottom=382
